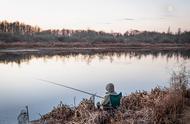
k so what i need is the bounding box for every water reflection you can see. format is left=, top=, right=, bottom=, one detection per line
left=0, top=49, right=190, bottom=65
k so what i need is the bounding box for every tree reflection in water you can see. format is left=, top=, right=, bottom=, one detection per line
left=0, top=49, right=190, bottom=65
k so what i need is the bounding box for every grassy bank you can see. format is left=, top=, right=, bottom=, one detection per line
left=31, top=68, right=190, bottom=124
left=1, top=42, right=190, bottom=49
left=0, top=42, right=190, bottom=57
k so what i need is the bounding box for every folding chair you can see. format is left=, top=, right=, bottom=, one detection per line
left=103, top=92, right=122, bottom=110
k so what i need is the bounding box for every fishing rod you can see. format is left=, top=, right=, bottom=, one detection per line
left=37, top=78, right=104, bottom=99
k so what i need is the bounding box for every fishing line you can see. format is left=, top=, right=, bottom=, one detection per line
left=36, top=78, right=104, bottom=99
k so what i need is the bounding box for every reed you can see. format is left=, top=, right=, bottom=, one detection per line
left=31, top=67, right=190, bottom=124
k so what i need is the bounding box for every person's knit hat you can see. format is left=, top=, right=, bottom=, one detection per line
left=106, top=83, right=115, bottom=93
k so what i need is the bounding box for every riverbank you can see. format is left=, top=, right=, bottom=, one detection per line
left=31, top=69, right=190, bottom=124
left=0, top=42, right=190, bottom=58
left=1, top=42, right=190, bottom=50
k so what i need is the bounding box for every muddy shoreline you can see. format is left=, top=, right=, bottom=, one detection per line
left=0, top=42, right=190, bottom=55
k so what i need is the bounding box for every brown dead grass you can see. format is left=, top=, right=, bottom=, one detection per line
left=0, top=41, right=190, bottom=49
left=31, top=68, right=190, bottom=124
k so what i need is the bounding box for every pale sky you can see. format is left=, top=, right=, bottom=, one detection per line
left=0, top=0, right=190, bottom=33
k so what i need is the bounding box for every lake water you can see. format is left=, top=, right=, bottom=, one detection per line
left=0, top=51, right=190, bottom=124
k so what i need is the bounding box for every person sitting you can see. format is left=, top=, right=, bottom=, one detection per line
left=99, top=83, right=122, bottom=110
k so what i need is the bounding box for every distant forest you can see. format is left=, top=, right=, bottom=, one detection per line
left=0, top=20, right=190, bottom=43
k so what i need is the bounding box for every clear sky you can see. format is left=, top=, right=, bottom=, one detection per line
left=0, top=0, right=190, bottom=33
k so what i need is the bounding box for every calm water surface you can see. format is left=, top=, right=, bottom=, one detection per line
left=0, top=52, right=190, bottom=123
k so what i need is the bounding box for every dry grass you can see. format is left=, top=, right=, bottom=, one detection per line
left=31, top=68, right=190, bottom=124
left=0, top=41, right=190, bottom=49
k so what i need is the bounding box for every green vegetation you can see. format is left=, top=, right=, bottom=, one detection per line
left=0, top=20, right=190, bottom=43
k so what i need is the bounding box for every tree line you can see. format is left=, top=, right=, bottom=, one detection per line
left=0, top=20, right=41, bottom=34
left=0, top=20, right=190, bottom=43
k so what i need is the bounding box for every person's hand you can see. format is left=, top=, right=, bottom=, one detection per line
left=96, top=102, right=100, bottom=109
